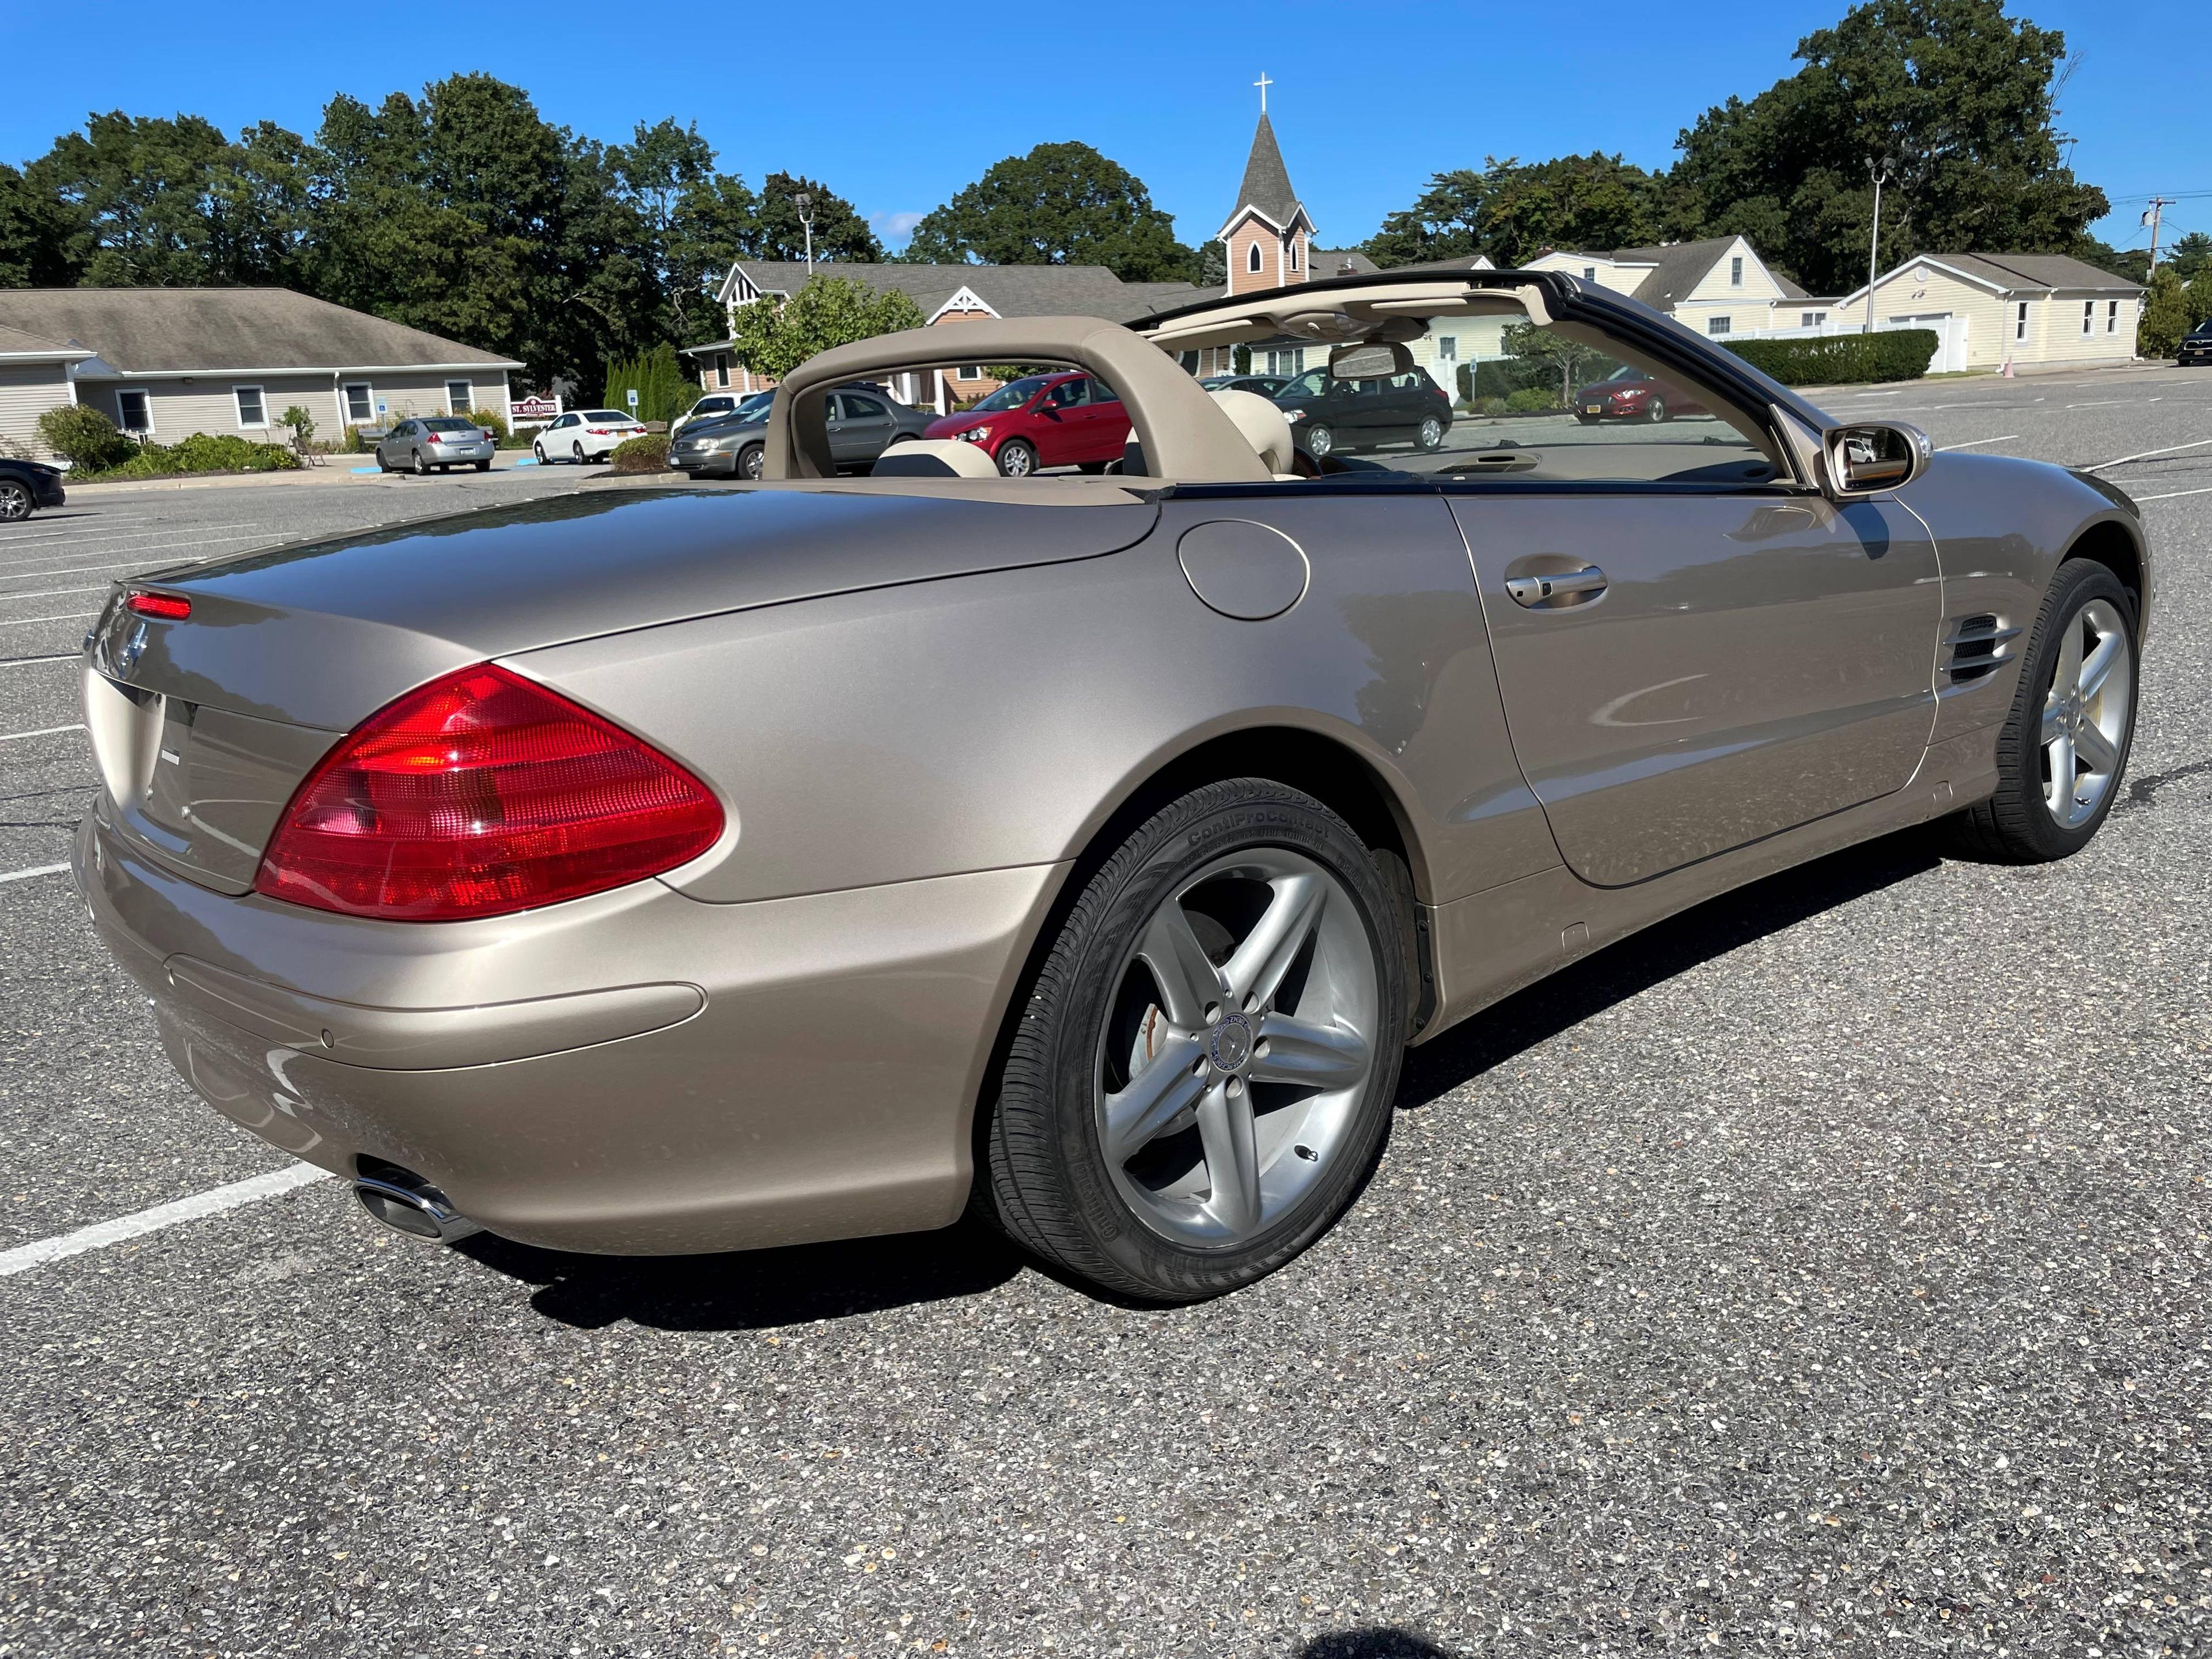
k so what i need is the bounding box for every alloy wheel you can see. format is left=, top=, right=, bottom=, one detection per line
left=1304, top=424, right=1334, bottom=460
left=998, top=441, right=1035, bottom=478
left=0, top=480, right=29, bottom=521
left=1093, top=847, right=1380, bottom=1250
left=2040, top=596, right=2133, bottom=830
left=740, top=445, right=763, bottom=479
left=1417, top=416, right=1444, bottom=451
left=572, top=441, right=586, bottom=464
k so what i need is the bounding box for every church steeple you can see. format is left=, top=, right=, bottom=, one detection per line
left=1217, top=92, right=1316, bottom=296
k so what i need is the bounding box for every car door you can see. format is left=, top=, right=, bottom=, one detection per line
left=1086, top=378, right=1131, bottom=463
left=1441, top=355, right=1942, bottom=888
left=1338, top=378, right=1392, bottom=449
left=1036, top=376, right=1090, bottom=467
left=836, top=392, right=896, bottom=464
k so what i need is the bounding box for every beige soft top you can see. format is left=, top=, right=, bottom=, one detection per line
left=762, top=315, right=1271, bottom=486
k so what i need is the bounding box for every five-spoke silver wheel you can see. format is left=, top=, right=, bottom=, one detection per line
left=2040, top=596, right=2131, bottom=830
left=1093, top=848, right=1379, bottom=1249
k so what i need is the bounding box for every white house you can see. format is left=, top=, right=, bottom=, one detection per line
left=0, top=287, right=521, bottom=459
left=1525, top=236, right=1823, bottom=340
left=1832, top=253, right=2144, bottom=373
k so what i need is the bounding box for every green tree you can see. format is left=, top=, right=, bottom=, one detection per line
left=1503, top=323, right=1608, bottom=405
left=1669, top=0, right=2109, bottom=295
left=2165, top=231, right=2212, bottom=283
left=902, top=142, right=1197, bottom=282
left=748, top=173, right=882, bottom=264
left=729, top=275, right=923, bottom=382
left=600, top=343, right=698, bottom=423
left=2137, top=267, right=2194, bottom=358
left=613, top=119, right=720, bottom=339
left=0, top=162, right=76, bottom=286
left=1366, top=154, right=1672, bottom=269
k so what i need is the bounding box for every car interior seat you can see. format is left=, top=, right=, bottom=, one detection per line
left=869, top=438, right=1001, bottom=479
left=1206, top=388, right=1299, bottom=478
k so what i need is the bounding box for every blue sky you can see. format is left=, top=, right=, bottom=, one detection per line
left=11, top=1, right=2207, bottom=259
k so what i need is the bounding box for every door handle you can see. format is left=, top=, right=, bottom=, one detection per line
left=1505, top=566, right=1608, bottom=607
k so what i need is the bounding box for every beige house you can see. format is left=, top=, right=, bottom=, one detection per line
left=0, top=288, right=520, bottom=459
left=1832, top=253, right=2143, bottom=372
left=1525, top=236, right=1821, bottom=340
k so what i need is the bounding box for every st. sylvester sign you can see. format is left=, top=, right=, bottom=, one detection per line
left=509, top=395, right=562, bottom=427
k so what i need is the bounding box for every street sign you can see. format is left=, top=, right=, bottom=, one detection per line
left=626, top=389, right=639, bottom=408
left=509, top=395, right=562, bottom=427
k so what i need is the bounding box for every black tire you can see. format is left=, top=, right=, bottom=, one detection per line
left=571, top=440, right=586, bottom=465
left=996, top=438, right=1037, bottom=478
left=979, top=778, right=1408, bottom=1303
left=1303, top=423, right=1335, bottom=460
left=474, top=459, right=490, bottom=472
left=412, top=449, right=429, bottom=476
left=376, top=453, right=392, bottom=474
left=739, top=444, right=764, bottom=480
left=0, top=479, right=32, bottom=521
left=1945, top=558, right=2138, bottom=863
left=1077, top=459, right=1112, bottom=474
left=532, top=442, right=546, bottom=466
left=1416, top=415, right=1446, bottom=452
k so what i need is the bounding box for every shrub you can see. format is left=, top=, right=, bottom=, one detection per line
left=2137, top=268, right=2192, bottom=358
left=1504, top=385, right=1558, bottom=412
left=36, top=404, right=137, bottom=471
left=78, top=432, right=301, bottom=481
left=1721, top=329, right=1939, bottom=387
left=467, top=407, right=510, bottom=444
left=608, top=434, right=670, bottom=474
left=278, top=405, right=316, bottom=448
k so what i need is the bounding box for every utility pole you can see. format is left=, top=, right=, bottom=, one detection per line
left=796, top=191, right=816, bottom=276
left=1865, top=156, right=1894, bottom=334
left=2143, top=197, right=2173, bottom=272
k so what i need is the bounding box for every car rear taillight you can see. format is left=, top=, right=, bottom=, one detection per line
left=254, top=664, right=723, bottom=921
left=124, top=590, right=191, bottom=620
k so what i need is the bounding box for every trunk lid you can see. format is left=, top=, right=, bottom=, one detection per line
left=86, top=484, right=1158, bottom=892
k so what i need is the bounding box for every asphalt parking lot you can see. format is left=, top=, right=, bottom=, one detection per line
left=2, top=368, right=2208, bottom=1656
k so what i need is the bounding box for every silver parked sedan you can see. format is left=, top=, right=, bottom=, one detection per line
left=374, top=415, right=495, bottom=475
left=75, top=270, right=2149, bottom=1303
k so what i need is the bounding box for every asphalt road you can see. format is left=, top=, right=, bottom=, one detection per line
left=2, top=370, right=2207, bottom=1657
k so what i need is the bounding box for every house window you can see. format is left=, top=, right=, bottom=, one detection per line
left=1247, top=242, right=1262, bottom=274
left=1802, top=311, right=1827, bottom=327
left=445, top=379, right=474, bottom=414
left=1706, top=316, right=1733, bottom=336
left=1435, top=336, right=1457, bottom=361
left=1264, top=347, right=1306, bottom=377
left=2108, top=300, right=2121, bottom=334
left=1730, top=256, right=1744, bottom=286
left=1287, top=238, right=1300, bottom=271
left=343, top=382, right=373, bottom=423
left=1582, top=265, right=1596, bottom=282
left=957, top=365, right=982, bottom=381
left=2082, top=300, right=2096, bottom=335
left=116, top=389, right=151, bottom=435
left=2014, top=302, right=2029, bottom=341
left=714, top=353, right=730, bottom=389
left=233, top=385, right=266, bottom=428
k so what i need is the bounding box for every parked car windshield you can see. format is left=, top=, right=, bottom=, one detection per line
left=970, top=376, right=1052, bottom=413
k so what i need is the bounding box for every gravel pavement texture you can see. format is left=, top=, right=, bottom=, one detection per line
left=1, top=370, right=2206, bottom=1657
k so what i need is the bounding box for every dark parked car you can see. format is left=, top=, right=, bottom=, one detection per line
left=1272, top=366, right=1452, bottom=460
left=670, top=387, right=931, bottom=479
left=1200, top=373, right=1291, bottom=397
left=376, top=416, right=496, bottom=475
left=2177, top=320, right=2212, bottom=367
left=925, top=371, right=1131, bottom=475
left=1574, top=364, right=1709, bottom=423
left=0, top=455, right=66, bottom=521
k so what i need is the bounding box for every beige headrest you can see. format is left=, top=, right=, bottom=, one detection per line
left=869, top=438, right=999, bottom=479
left=1207, top=388, right=1296, bottom=475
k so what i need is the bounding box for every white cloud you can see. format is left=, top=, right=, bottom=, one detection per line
left=872, top=210, right=927, bottom=244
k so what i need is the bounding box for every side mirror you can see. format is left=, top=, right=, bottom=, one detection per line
left=1330, top=341, right=1413, bottom=380
left=1824, top=421, right=1930, bottom=496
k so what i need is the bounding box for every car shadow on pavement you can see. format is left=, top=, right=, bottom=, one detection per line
left=1298, top=1631, right=1459, bottom=1658
left=454, top=1214, right=1022, bottom=1332
left=1396, top=827, right=1942, bottom=1110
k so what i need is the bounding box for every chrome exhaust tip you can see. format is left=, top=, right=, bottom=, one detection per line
left=353, top=1158, right=481, bottom=1245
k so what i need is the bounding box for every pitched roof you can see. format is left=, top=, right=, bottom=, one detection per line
left=0, top=287, right=520, bottom=373
left=1314, top=248, right=1380, bottom=277
left=0, top=320, right=89, bottom=361
left=1919, top=252, right=2144, bottom=293
left=1216, top=113, right=1311, bottom=238
left=727, top=260, right=1203, bottom=324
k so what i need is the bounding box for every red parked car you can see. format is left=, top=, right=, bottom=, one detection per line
left=1574, top=364, right=1708, bottom=424
left=924, top=371, right=1130, bottom=476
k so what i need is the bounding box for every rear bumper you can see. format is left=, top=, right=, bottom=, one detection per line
left=74, top=808, right=1061, bottom=1255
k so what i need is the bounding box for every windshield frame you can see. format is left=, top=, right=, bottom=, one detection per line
left=969, top=375, right=1054, bottom=414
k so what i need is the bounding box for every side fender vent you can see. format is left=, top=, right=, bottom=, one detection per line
left=1943, top=613, right=2018, bottom=685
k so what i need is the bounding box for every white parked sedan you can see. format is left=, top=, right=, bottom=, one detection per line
left=532, top=410, right=648, bottom=464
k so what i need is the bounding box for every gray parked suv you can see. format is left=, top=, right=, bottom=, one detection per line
left=376, top=416, right=495, bottom=475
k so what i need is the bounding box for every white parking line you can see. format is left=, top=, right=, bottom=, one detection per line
left=0, top=610, right=97, bottom=627
left=0, top=539, right=258, bottom=585
left=0, top=654, right=75, bottom=669
left=1937, top=434, right=2017, bottom=452
left=0, top=525, right=264, bottom=568
left=2063, top=399, right=2155, bottom=410
left=0, top=724, right=86, bottom=743
left=2082, top=436, right=2212, bottom=472
left=2137, top=484, right=2212, bottom=503
left=0, top=584, right=122, bottom=604
left=0, top=1164, right=332, bottom=1279
left=0, top=861, right=70, bottom=884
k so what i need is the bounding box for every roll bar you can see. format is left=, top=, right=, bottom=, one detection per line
left=760, top=316, right=1270, bottom=484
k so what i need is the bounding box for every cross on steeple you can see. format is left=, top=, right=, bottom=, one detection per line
left=1253, top=72, right=1272, bottom=113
